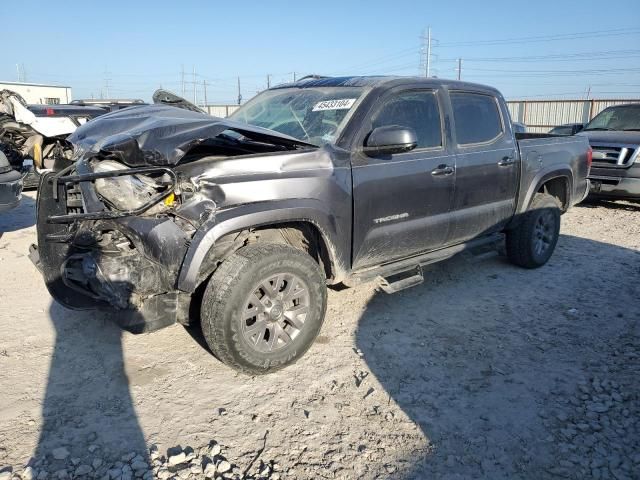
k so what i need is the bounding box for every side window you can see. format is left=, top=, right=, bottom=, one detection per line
left=450, top=92, right=503, bottom=144
left=371, top=91, right=442, bottom=149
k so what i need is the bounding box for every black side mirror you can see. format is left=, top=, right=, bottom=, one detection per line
left=364, top=125, right=418, bottom=156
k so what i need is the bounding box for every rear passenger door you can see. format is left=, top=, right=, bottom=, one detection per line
left=447, top=91, right=518, bottom=244
left=351, top=88, right=455, bottom=270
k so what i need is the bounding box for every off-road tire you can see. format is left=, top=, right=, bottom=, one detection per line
left=506, top=193, right=561, bottom=268
left=200, top=243, right=328, bottom=375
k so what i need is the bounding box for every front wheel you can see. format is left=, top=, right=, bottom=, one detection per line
left=200, top=243, right=328, bottom=375
left=506, top=193, right=561, bottom=269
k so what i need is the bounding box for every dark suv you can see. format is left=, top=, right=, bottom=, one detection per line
left=580, top=103, right=640, bottom=200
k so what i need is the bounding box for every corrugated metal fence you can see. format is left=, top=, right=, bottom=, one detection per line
left=203, top=99, right=640, bottom=133
left=507, top=99, right=640, bottom=133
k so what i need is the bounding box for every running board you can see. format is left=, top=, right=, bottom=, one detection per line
left=345, top=233, right=503, bottom=288
left=378, top=266, right=424, bottom=294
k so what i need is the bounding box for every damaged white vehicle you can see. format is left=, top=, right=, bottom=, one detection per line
left=0, top=90, right=107, bottom=187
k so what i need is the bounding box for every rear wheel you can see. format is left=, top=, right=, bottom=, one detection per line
left=506, top=193, right=561, bottom=268
left=200, top=243, right=328, bottom=375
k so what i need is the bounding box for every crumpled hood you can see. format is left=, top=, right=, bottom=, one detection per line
left=68, top=104, right=316, bottom=167
left=578, top=130, right=640, bottom=145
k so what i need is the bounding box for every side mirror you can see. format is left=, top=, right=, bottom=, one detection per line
left=364, top=125, right=418, bottom=156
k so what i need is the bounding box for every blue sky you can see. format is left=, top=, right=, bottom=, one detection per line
left=3, top=0, right=640, bottom=103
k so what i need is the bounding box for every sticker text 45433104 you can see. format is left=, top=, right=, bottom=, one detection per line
left=312, top=98, right=357, bottom=112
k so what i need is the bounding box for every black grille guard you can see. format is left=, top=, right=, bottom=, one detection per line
left=47, top=164, right=178, bottom=224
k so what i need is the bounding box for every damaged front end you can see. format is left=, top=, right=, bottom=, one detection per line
left=31, top=161, right=192, bottom=333
left=31, top=100, right=315, bottom=333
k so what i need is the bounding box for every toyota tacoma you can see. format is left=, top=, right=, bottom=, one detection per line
left=30, top=76, right=591, bottom=374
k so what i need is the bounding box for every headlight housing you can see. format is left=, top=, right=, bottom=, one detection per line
left=93, top=160, right=170, bottom=212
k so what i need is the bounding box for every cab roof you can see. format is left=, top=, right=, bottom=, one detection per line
left=270, top=75, right=501, bottom=96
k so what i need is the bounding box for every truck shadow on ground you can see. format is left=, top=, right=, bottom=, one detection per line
left=354, top=234, right=639, bottom=479
left=578, top=197, right=640, bottom=212
left=0, top=194, right=36, bottom=234
left=35, top=301, right=148, bottom=465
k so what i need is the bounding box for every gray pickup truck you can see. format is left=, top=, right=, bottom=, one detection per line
left=578, top=103, right=640, bottom=200
left=30, top=76, right=591, bottom=374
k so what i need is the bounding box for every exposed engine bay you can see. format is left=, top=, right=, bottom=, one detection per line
left=31, top=97, right=324, bottom=332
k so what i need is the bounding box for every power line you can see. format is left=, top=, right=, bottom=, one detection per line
left=463, top=66, right=640, bottom=75
left=438, top=27, right=640, bottom=47
left=439, top=49, right=640, bottom=63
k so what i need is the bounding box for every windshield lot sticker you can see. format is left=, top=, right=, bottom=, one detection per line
left=312, top=98, right=357, bottom=111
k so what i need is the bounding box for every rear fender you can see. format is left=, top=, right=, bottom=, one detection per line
left=517, top=166, right=573, bottom=215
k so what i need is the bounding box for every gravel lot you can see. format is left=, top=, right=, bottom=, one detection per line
left=0, top=192, right=639, bottom=480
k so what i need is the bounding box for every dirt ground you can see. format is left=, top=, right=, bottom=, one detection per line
left=0, top=192, right=639, bottom=480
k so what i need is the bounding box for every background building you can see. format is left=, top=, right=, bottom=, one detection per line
left=0, top=81, right=72, bottom=104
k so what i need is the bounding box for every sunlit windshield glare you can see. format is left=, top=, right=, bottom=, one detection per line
left=230, top=87, right=365, bottom=145
left=585, top=105, right=640, bottom=131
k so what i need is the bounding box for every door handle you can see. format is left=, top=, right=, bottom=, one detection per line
left=431, top=164, right=455, bottom=176
left=498, top=155, right=516, bottom=167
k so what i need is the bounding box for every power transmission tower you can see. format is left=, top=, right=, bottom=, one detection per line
left=16, top=64, right=27, bottom=82
left=104, top=68, right=111, bottom=98
left=423, top=27, right=432, bottom=78
left=192, top=66, right=197, bottom=104
left=203, top=80, right=208, bottom=107
left=420, top=28, right=441, bottom=78
left=181, top=65, right=185, bottom=96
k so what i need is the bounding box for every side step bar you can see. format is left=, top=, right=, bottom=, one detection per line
left=345, top=233, right=503, bottom=292
left=378, top=266, right=424, bottom=294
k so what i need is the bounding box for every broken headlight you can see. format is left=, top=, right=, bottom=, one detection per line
left=93, top=160, right=168, bottom=211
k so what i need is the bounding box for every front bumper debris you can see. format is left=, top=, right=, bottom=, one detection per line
left=32, top=171, right=191, bottom=333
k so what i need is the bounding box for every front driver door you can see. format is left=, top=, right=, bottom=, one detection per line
left=351, top=88, right=456, bottom=270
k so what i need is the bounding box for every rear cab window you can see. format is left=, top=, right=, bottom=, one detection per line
left=450, top=92, right=503, bottom=145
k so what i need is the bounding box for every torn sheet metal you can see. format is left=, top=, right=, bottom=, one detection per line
left=68, top=104, right=317, bottom=167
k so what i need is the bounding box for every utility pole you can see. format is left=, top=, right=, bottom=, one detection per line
left=457, top=58, right=462, bottom=80
left=425, top=27, right=432, bottom=78
left=104, top=68, right=111, bottom=98
left=181, top=65, right=185, bottom=96
left=293, top=72, right=297, bottom=82
left=266, top=74, right=271, bottom=89
left=203, top=80, right=208, bottom=107
left=16, top=64, right=27, bottom=82
left=237, top=76, right=242, bottom=105
left=192, top=66, right=197, bottom=104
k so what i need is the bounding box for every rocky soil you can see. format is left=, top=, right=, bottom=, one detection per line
left=0, top=193, right=639, bottom=479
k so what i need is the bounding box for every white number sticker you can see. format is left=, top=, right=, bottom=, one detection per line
left=312, top=98, right=356, bottom=111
